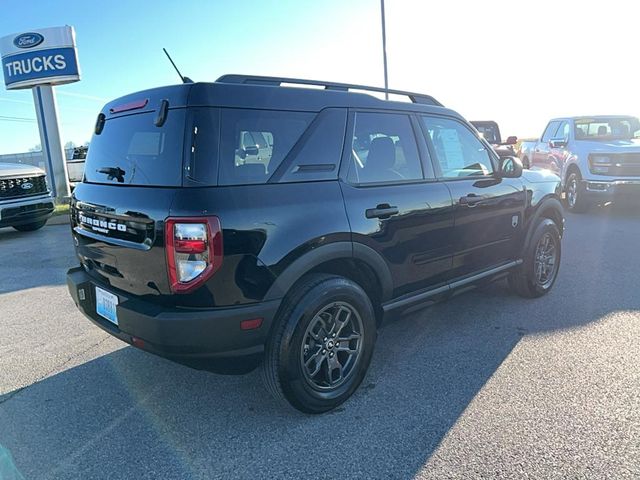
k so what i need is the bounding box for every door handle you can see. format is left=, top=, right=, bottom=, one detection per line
left=365, top=204, right=399, bottom=219
left=459, top=194, right=484, bottom=207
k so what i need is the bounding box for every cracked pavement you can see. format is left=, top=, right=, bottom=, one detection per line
left=1, top=205, right=639, bottom=479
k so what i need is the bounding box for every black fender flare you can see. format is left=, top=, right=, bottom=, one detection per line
left=522, top=197, right=564, bottom=254
left=263, top=242, right=393, bottom=302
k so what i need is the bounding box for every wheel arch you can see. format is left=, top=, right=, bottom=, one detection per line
left=263, top=242, right=393, bottom=319
left=523, top=197, right=564, bottom=254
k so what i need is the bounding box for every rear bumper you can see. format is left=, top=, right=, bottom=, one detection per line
left=582, top=179, right=640, bottom=199
left=66, top=267, right=280, bottom=364
left=0, top=195, right=54, bottom=228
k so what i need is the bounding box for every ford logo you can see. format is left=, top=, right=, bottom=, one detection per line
left=13, top=32, right=44, bottom=49
left=21, top=182, right=33, bottom=190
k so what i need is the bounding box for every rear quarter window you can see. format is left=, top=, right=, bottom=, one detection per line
left=219, top=109, right=313, bottom=185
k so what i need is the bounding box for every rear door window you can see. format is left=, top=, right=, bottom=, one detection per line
left=347, top=112, right=424, bottom=184
left=219, top=109, right=313, bottom=185
left=85, top=110, right=186, bottom=186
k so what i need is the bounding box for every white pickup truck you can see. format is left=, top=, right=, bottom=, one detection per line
left=519, top=116, right=640, bottom=212
left=0, top=163, right=54, bottom=231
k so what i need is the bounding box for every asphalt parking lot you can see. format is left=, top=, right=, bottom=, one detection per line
left=1, top=205, right=639, bottom=480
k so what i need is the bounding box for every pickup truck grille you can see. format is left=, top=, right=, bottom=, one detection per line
left=0, top=175, right=49, bottom=200
left=603, top=154, right=640, bottom=177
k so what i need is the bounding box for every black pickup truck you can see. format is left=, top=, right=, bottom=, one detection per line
left=471, top=120, right=518, bottom=159
left=66, top=76, right=564, bottom=413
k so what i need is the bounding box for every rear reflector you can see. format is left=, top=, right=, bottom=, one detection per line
left=131, top=337, right=145, bottom=348
left=240, top=318, right=263, bottom=330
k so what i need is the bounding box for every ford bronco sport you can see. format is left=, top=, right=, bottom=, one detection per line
left=66, top=75, right=564, bottom=413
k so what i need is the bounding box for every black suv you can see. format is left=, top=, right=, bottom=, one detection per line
left=67, top=75, right=564, bottom=413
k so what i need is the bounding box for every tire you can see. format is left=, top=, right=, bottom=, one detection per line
left=509, top=218, right=561, bottom=298
left=261, top=274, right=377, bottom=414
left=565, top=171, right=589, bottom=213
left=522, top=156, right=530, bottom=169
left=12, top=220, right=47, bottom=232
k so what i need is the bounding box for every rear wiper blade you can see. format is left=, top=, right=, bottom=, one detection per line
left=97, top=166, right=126, bottom=183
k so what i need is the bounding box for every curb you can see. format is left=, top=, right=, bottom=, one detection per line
left=47, top=214, right=70, bottom=226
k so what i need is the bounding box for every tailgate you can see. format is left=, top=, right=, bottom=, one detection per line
left=71, top=183, right=177, bottom=297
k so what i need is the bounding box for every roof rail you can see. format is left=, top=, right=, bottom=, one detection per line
left=216, top=74, right=443, bottom=107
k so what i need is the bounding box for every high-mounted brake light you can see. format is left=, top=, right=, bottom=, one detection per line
left=165, top=217, right=223, bottom=293
left=109, top=98, right=149, bottom=114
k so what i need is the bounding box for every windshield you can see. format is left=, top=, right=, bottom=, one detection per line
left=574, top=117, right=640, bottom=141
left=84, top=110, right=186, bottom=186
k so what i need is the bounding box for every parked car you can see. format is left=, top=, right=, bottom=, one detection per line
left=67, top=146, right=87, bottom=189
left=66, top=75, right=564, bottom=413
left=527, top=116, right=640, bottom=212
left=0, top=163, right=54, bottom=231
left=470, top=120, right=518, bottom=158
left=517, top=139, right=538, bottom=169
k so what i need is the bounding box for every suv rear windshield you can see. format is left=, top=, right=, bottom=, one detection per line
left=85, top=110, right=186, bottom=186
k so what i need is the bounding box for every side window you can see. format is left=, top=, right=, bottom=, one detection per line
left=347, top=112, right=424, bottom=184
left=421, top=116, right=494, bottom=178
left=541, top=121, right=561, bottom=142
left=219, top=109, right=312, bottom=185
left=554, top=122, right=569, bottom=140
left=276, top=109, right=347, bottom=183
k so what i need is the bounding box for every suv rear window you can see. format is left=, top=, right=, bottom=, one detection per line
left=85, top=110, right=186, bottom=186
left=219, top=109, right=313, bottom=185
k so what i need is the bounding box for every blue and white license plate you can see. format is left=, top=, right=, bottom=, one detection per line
left=96, top=286, right=118, bottom=325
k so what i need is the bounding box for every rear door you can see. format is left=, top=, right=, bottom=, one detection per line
left=341, top=111, right=454, bottom=298
left=419, top=115, right=526, bottom=279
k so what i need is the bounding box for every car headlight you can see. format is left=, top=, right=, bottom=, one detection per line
left=591, top=155, right=611, bottom=165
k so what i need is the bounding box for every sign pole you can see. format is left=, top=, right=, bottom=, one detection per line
left=32, top=85, right=70, bottom=200
left=380, top=0, right=389, bottom=100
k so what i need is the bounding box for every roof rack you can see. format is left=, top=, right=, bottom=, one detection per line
left=216, top=74, right=443, bottom=107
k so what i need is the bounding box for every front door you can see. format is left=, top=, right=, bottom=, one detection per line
left=341, top=111, right=455, bottom=298
left=419, top=115, right=526, bottom=279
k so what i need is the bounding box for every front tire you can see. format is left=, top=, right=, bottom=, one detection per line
left=12, top=220, right=47, bottom=232
left=565, top=171, right=590, bottom=213
left=509, top=218, right=561, bottom=298
left=261, top=274, right=377, bottom=414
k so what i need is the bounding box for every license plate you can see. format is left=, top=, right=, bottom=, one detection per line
left=96, top=286, right=119, bottom=325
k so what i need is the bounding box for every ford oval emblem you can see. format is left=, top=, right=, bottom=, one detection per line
left=13, top=32, right=44, bottom=49
left=21, top=182, right=33, bottom=190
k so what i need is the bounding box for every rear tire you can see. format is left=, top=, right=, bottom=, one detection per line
left=565, top=171, right=590, bottom=213
left=12, top=220, right=47, bottom=232
left=509, top=218, right=561, bottom=298
left=261, top=274, right=376, bottom=414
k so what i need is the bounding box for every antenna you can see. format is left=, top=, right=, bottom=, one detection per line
left=162, top=48, right=193, bottom=84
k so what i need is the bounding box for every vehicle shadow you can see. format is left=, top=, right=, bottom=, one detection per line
left=0, top=224, right=73, bottom=294
left=1, top=206, right=639, bottom=479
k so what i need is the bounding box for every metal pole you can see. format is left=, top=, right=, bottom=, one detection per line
left=32, top=85, right=70, bottom=201
left=380, top=0, right=389, bottom=100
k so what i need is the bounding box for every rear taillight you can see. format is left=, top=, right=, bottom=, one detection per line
left=165, top=217, right=223, bottom=293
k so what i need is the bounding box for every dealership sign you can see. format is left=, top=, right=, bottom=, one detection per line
left=0, top=26, right=80, bottom=90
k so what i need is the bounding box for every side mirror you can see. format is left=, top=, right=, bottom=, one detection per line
left=505, top=135, right=518, bottom=145
left=499, top=156, right=523, bottom=178
left=549, top=138, right=567, bottom=149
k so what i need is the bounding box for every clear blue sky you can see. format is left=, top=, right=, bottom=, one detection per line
left=1, top=0, right=639, bottom=154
